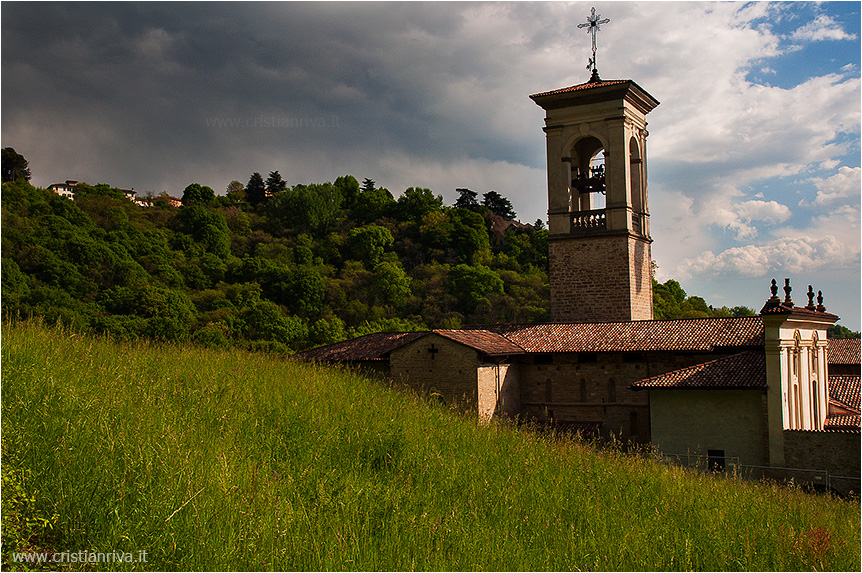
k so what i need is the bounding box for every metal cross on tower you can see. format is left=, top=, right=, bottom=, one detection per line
left=578, top=7, right=610, bottom=82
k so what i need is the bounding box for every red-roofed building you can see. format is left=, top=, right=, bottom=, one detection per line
left=299, top=74, right=860, bottom=494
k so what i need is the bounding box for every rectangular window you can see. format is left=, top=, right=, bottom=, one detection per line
left=707, top=449, right=725, bottom=472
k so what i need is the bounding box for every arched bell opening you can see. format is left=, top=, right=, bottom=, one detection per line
left=569, top=136, right=606, bottom=212
left=629, top=136, right=645, bottom=235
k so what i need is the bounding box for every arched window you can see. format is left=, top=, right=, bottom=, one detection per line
left=793, top=384, right=802, bottom=429
left=629, top=136, right=643, bottom=212
left=570, top=136, right=606, bottom=211
left=812, top=379, right=819, bottom=428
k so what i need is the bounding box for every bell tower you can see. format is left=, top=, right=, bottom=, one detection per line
left=531, top=76, right=659, bottom=323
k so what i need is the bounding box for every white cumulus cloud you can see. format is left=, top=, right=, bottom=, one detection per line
left=676, top=234, right=857, bottom=280
left=792, top=14, right=858, bottom=42
left=812, top=166, right=862, bottom=205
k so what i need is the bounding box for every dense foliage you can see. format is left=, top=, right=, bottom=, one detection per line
left=652, top=278, right=757, bottom=320
left=1, top=178, right=550, bottom=353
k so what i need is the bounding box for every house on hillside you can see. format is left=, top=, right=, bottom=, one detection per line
left=48, top=179, right=138, bottom=203
left=48, top=179, right=77, bottom=199
left=299, top=69, right=860, bottom=494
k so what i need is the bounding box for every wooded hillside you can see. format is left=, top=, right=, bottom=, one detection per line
left=2, top=174, right=773, bottom=353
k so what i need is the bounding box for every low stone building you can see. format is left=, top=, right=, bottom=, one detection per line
left=299, top=286, right=860, bottom=494
left=300, top=69, right=860, bottom=494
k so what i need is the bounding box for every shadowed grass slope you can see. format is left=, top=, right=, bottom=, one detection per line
left=2, top=320, right=860, bottom=571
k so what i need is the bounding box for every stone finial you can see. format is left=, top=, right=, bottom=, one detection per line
left=783, top=278, right=793, bottom=306
left=806, top=285, right=816, bottom=310
left=816, top=290, right=827, bottom=313
left=768, top=279, right=781, bottom=303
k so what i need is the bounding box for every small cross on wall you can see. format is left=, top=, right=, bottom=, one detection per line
left=427, top=344, right=439, bottom=360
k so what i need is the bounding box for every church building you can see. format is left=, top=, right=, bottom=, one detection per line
left=300, top=56, right=860, bottom=495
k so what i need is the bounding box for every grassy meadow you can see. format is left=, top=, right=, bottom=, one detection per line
left=2, top=320, right=860, bottom=571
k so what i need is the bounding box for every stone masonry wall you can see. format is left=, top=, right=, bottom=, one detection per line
left=649, top=389, right=768, bottom=466
left=549, top=233, right=652, bottom=323
left=628, top=236, right=654, bottom=320
left=390, top=335, right=479, bottom=411
left=517, top=351, right=730, bottom=443
left=477, top=364, right=520, bottom=422
left=783, top=430, right=861, bottom=496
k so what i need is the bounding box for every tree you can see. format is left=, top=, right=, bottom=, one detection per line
left=172, top=205, right=231, bottom=258
left=454, top=188, right=479, bottom=210
left=449, top=264, right=504, bottom=311
left=450, top=208, right=490, bottom=263
left=482, top=190, right=516, bottom=220
left=181, top=183, right=215, bottom=205
left=246, top=172, right=266, bottom=205
left=396, top=187, right=444, bottom=222
left=828, top=324, right=861, bottom=339
left=334, top=175, right=360, bottom=209
left=226, top=180, right=246, bottom=202
left=352, top=184, right=395, bottom=223
left=265, top=171, right=287, bottom=196
left=2, top=147, right=31, bottom=183
left=372, top=260, right=412, bottom=307
left=240, top=299, right=307, bottom=346
left=347, top=224, right=394, bottom=266
left=267, top=183, right=343, bottom=235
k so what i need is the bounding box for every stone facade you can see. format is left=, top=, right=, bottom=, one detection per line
left=649, top=389, right=769, bottom=467
left=477, top=364, right=520, bottom=422
left=783, top=430, right=861, bottom=496
left=390, top=334, right=481, bottom=410
left=549, top=233, right=652, bottom=323
left=516, top=350, right=730, bottom=443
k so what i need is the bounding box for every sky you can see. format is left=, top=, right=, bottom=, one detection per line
left=2, top=1, right=860, bottom=329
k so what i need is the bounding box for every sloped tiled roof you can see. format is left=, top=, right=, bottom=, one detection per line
left=632, top=351, right=766, bottom=390
left=824, top=414, right=861, bottom=432
left=298, top=331, right=425, bottom=362
left=529, top=78, right=631, bottom=99
left=433, top=330, right=525, bottom=356
left=829, top=374, right=861, bottom=412
left=759, top=300, right=839, bottom=321
left=474, top=316, right=764, bottom=353
left=828, top=338, right=860, bottom=365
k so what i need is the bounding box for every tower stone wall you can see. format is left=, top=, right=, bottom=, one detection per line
left=549, top=232, right=652, bottom=322
left=531, top=78, right=659, bottom=323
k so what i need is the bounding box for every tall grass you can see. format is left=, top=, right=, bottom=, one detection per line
left=2, top=319, right=860, bottom=571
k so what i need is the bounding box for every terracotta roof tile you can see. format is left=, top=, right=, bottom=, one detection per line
left=824, top=414, right=861, bottom=432
left=829, top=374, right=860, bottom=412
left=432, top=330, right=525, bottom=356
left=298, top=331, right=424, bottom=362
left=472, top=316, right=764, bottom=353
left=828, top=338, right=860, bottom=365
left=759, top=301, right=840, bottom=321
left=632, top=351, right=766, bottom=390
left=529, top=79, right=631, bottom=99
